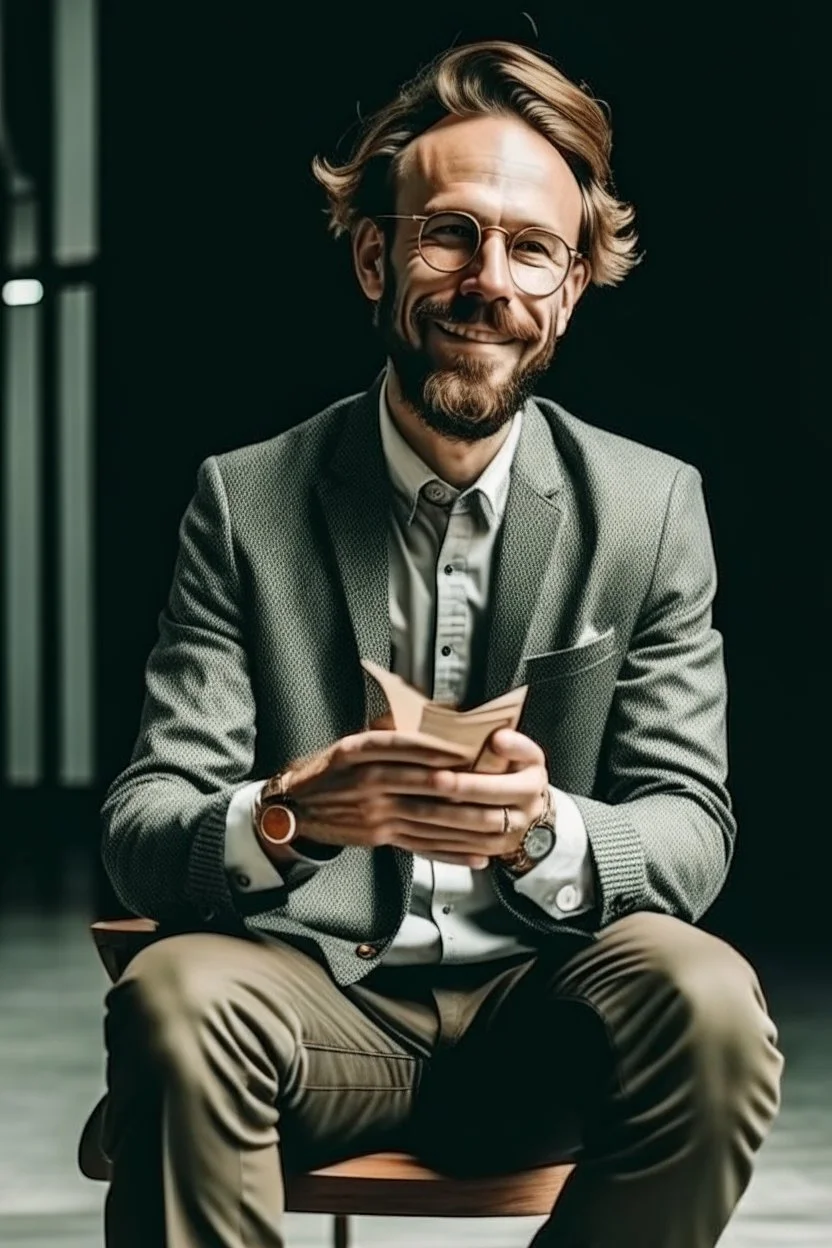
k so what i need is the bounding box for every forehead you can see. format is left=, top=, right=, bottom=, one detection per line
left=395, top=112, right=583, bottom=233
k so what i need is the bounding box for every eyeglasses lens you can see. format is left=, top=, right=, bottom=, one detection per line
left=418, top=212, right=570, bottom=295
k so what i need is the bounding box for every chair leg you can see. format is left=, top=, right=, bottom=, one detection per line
left=333, top=1213, right=350, bottom=1248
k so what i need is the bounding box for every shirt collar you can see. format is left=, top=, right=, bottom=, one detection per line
left=378, top=364, right=522, bottom=529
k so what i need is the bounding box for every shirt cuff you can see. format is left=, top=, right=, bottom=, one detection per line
left=512, top=786, right=597, bottom=919
left=224, top=780, right=285, bottom=893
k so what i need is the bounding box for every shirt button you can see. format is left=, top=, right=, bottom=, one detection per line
left=442, top=904, right=453, bottom=915
left=444, top=564, right=454, bottom=575
left=441, top=645, right=452, bottom=656
left=424, top=481, right=449, bottom=504
left=234, top=872, right=251, bottom=889
left=356, top=943, right=378, bottom=959
left=556, top=884, right=581, bottom=912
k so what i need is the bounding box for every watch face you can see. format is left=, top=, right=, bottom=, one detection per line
left=259, top=803, right=296, bottom=845
left=525, top=824, right=555, bottom=860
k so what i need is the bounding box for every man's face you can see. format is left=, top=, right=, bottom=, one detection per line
left=361, top=112, right=589, bottom=442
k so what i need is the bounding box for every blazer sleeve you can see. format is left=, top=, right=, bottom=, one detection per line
left=570, top=463, right=735, bottom=928
left=101, top=457, right=285, bottom=925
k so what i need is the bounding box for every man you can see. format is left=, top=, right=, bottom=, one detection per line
left=96, top=39, right=783, bottom=1248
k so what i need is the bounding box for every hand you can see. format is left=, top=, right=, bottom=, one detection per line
left=260, top=725, right=471, bottom=861
left=270, top=725, right=549, bottom=871
left=397, top=727, right=550, bottom=867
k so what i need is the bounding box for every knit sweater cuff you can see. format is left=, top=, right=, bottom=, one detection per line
left=187, top=794, right=238, bottom=922
left=571, top=794, right=649, bottom=925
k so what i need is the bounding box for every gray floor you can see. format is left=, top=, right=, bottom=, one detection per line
left=0, top=902, right=829, bottom=1247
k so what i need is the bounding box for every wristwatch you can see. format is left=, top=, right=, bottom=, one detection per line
left=254, top=772, right=300, bottom=847
left=253, top=772, right=339, bottom=863
left=498, top=787, right=557, bottom=876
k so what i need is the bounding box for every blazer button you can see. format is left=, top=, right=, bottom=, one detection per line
left=356, top=943, right=378, bottom=959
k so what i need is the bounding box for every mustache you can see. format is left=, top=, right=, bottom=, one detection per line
left=413, top=298, right=537, bottom=342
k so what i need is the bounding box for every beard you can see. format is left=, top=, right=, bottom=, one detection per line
left=374, top=260, right=556, bottom=442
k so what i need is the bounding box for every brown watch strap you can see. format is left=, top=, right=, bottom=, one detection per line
left=260, top=770, right=291, bottom=803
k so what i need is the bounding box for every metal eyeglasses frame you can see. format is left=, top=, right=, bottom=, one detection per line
left=374, top=210, right=585, bottom=296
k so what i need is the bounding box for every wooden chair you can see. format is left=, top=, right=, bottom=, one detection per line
left=80, top=919, right=574, bottom=1247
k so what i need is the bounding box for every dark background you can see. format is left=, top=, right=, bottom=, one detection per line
left=3, top=4, right=825, bottom=956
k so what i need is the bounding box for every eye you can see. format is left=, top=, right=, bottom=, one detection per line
left=511, top=231, right=570, bottom=271
left=514, top=239, right=548, bottom=256
left=423, top=221, right=477, bottom=244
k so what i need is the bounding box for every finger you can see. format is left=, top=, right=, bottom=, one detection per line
left=303, top=766, right=453, bottom=805
left=430, top=764, right=547, bottom=805
left=309, top=760, right=515, bottom=804
left=392, top=825, right=501, bottom=855
left=305, top=767, right=544, bottom=827
left=336, top=731, right=472, bottom=768
left=393, top=836, right=491, bottom=867
left=395, top=796, right=506, bottom=834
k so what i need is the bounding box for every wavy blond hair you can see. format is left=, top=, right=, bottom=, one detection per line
left=311, top=40, right=640, bottom=288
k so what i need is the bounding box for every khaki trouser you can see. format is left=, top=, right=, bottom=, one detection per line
left=101, top=912, right=783, bottom=1248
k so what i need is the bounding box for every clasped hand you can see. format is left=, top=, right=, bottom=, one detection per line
left=277, top=725, right=550, bottom=869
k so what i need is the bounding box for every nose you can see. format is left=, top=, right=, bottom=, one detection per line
left=458, top=228, right=515, bottom=303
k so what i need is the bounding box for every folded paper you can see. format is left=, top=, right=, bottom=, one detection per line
left=361, top=660, right=528, bottom=774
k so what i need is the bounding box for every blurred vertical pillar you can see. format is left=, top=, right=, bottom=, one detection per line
left=1, top=2, right=46, bottom=793
left=57, top=285, right=94, bottom=785
left=0, top=0, right=99, bottom=905
left=2, top=297, right=43, bottom=783
left=54, top=0, right=97, bottom=785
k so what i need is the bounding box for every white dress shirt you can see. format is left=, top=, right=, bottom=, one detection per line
left=225, top=367, right=597, bottom=963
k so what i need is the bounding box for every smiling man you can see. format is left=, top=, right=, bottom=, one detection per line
left=93, top=40, right=784, bottom=1248
left=366, top=112, right=588, bottom=460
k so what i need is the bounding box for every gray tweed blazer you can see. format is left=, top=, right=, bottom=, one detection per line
left=101, top=373, right=734, bottom=985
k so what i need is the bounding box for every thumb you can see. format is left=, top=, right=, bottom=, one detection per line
left=489, top=728, right=539, bottom=762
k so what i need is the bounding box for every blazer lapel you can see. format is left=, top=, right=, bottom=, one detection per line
left=316, top=375, right=392, bottom=726
left=315, top=373, right=414, bottom=909
left=484, top=399, right=568, bottom=700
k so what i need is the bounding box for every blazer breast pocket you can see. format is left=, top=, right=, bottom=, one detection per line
left=520, top=627, right=619, bottom=795
left=523, top=625, right=617, bottom=685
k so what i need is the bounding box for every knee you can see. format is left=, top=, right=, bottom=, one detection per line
left=105, top=935, right=226, bottom=1066
left=623, top=915, right=784, bottom=1117
left=105, top=933, right=301, bottom=1079
left=680, top=942, right=783, bottom=1115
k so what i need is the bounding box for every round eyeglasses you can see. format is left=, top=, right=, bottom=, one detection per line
left=375, top=210, right=583, bottom=297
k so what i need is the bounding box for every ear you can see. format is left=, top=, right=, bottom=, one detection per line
left=352, top=218, right=386, bottom=301
left=555, top=257, right=592, bottom=338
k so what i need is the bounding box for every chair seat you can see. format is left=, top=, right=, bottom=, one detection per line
left=286, top=1151, right=573, bottom=1218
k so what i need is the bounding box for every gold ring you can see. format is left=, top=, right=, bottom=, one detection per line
left=501, top=806, right=512, bottom=837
